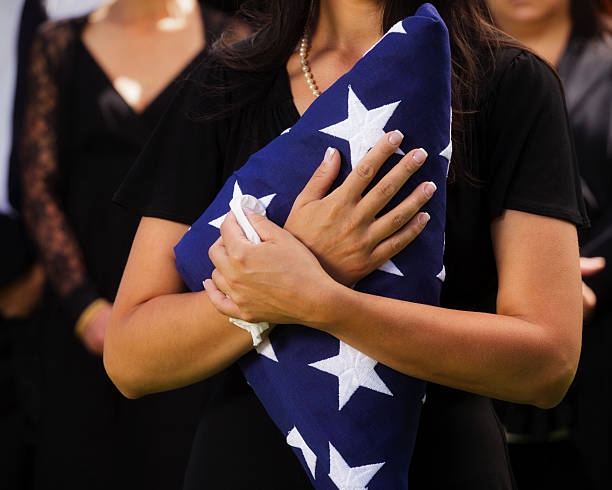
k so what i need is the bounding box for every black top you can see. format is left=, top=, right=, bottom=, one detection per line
left=0, top=0, right=46, bottom=287
left=115, top=47, right=587, bottom=489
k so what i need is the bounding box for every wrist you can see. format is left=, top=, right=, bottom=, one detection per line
left=303, top=278, right=356, bottom=334
left=74, top=298, right=110, bottom=338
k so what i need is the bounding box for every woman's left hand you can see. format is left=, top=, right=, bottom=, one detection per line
left=205, top=210, right=338, bottom=326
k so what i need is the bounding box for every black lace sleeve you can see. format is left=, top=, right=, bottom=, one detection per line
left=20, top=21, right=100, bottom=326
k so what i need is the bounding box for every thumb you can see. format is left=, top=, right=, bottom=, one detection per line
left=293, top=147, right=341, bottom=209
left=244, top=208, right=285, bottom=242
left=580, top=256, right=606, bottom=277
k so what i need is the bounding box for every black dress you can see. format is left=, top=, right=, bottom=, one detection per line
left=19, top=7, right=230, bottom=490
left=115, top=47, right=587, bottom=489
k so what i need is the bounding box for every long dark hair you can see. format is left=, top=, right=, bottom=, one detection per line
left=207, top=1, right=514, bottom=181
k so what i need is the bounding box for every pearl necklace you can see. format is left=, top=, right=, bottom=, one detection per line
left=299, top=34, right=320, bottom=98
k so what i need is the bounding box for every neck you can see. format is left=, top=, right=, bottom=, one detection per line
left=107, top=0, right=196, bottom=23
left=496, top=8, right=572, bottom=66
left=312, top=0, right=383, bottom=56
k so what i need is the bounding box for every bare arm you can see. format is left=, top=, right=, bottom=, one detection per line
left=316, top=210, right=582, bottom=408
left=103, top=217, right=254, bottom=398
left=207, top=202, right=582, bottom=409
left=105, top=132, right=431, bottom=398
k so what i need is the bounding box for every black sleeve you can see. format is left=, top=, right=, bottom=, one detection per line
left=484, top=50, right=589, bottom=227
left=113, top=58, right=229, bottom=226
left=20, top=22, right=101, bottom=326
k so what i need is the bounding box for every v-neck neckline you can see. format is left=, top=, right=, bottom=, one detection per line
left=76, top=7, right=207, bottom=117
left=78, top=37, right=201, bottom=117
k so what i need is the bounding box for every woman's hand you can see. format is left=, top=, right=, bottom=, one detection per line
left=285, top=131, right=435, bottom=286
left=580, top=256, right=605, bottom=322
left=0, top=263, right=45, bottom=319
left=206, top=211, right=337, bottom=326
left=80, top=301, right=112, bottom=356
left=205, top=130, right=436, bottom=323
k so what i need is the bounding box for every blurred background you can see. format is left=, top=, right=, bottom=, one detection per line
left=0, top=1, right=610, bottom=489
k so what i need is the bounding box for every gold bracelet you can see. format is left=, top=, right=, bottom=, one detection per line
left=74, top=298, right=109, bottom=338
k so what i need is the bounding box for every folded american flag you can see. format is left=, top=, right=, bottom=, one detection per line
left=175, top=4, right=450, bottom=488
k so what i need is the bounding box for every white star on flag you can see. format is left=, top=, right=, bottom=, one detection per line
left=208, top=181, right=276, bottom=229
left=440, top=140, right=452, bottom=163
left=320, top=85, right=405, bottom=277
left=309, top=341, right=393, bottom=410
left=437, top=265, right=446, bottom=282
left=363, top=20, right=408, bottom=57
left=440, top=110, right=453, bottom=177
left=328, top=443, right=385, bottom=490
left=287, top=427, right=317, bottom=478
left=320, top=85, right=404, bottom=169
left=255, top=337, right=278, bottom=362
left=437, top=234, right=446, bottom=282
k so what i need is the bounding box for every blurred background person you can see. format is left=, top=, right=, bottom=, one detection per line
left=487, top=1, right=612, bottom=489
left=18, top=1, right=239, bottom=488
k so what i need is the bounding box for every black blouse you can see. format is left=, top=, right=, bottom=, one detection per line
left=115, top=47, right=587, bottom=489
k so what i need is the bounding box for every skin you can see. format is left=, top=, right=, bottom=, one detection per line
left=487, top=0, right=572, bottom=65
left=80, top=301, right=113, bottom=355
left=106, top=0, right=583, bottom=409
left=82, top=0, right=204, bottom=114
left=487, top=0, right=606, bottom=319
left=0, top=263, right=45, bottom=320
left=105, top=133, right=432, bottom=396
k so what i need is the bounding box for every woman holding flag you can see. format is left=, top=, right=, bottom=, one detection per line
left=107, top=0, right=586, bottom=488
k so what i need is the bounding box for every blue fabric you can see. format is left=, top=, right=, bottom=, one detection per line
left=175, top=4, right=450, bottom=488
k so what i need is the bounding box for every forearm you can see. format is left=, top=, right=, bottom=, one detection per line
left=105, top=289, right=254, bottom=399
left=313, top=284, right=578, bottom=408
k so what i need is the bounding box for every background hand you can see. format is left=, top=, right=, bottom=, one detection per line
left=80, top=301, right=112, bottom=356
left=285, top=131, right=434, bottom=286
left=580, top=256, right=605, bottom=322
left=0, top=263, right=45, bottom=320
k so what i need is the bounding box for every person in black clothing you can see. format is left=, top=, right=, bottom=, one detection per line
left=488, top=0, right=612, bottom=488
left=108, top=1, right=586, bottom=488
left=18, top=1, right=236, bottom=488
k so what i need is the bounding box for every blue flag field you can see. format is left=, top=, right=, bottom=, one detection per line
left=175, top=4, right=451, bottom=488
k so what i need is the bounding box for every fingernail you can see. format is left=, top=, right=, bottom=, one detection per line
left=418, top=213, right=430, bottom=225
left=388, top=130, right=404, bottom=146
left=413, top=148, right=428, bottom=165
left=424, top=182, right=437, bottom=198
left=243, top=207, right=255, bottom=215
left=324, top=147, right=336, bottom=164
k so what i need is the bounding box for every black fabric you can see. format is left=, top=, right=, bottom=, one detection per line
left=0, top=214, right=36, bottom=288
left=115, top=47, right=587, bottom=489
left=8, top=0, right=47, bottom=214
left=0, top=3, right=46, bottom=490
left=17, top=5, right=230, bottom=489
left=497, top=34, right=612, bottom=490
left=0, top=0, right=46, bottom=288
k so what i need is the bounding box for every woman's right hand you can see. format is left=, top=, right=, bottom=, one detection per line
left=285, top=130, right=436, bottom=286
